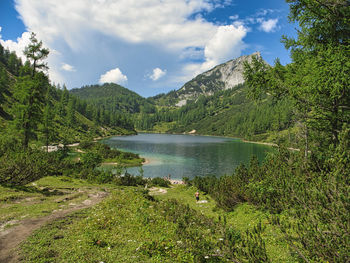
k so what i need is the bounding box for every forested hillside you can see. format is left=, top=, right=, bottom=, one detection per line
left=0, top=38, right=135, bottom=147
left=70, top=83, right=156, bottom=115
left=136, top=84, right=295, bottom=143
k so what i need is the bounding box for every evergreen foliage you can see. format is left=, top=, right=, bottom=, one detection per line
left=134, top=85, right=295, bottom=143
left=188, top=2, right=350, bottom=262
left=244, top=0, right=350, bottom=150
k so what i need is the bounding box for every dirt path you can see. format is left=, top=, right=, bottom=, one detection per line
left=0, top=191, right=109, bottom=263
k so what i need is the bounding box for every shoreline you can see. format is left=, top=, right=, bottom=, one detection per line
left=142, top=158, right=151, bottom=165
left=169, top=179, right=185, bottom=185
left=136, top=130, right=301, bottom=152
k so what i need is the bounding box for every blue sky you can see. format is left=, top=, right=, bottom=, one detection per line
left=0, top=0, right=296, bottom=97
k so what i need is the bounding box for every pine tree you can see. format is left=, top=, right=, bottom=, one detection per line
left=23, top=32, right=49, bottom=77
left=13, top=33, right=50, bottom=148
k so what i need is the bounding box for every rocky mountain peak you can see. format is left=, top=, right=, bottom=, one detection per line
left=174, top=52, right=262, bottom=106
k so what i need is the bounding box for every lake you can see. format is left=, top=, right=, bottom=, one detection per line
left=102, top=133, right=273, bottom=180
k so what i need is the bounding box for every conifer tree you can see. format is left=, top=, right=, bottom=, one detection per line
left=23, top=32, right=49, bottom=77
left=13, top=33, right=50, bottom=148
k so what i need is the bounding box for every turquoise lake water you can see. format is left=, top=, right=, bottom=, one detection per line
left=102, top=133, right=273, bottom=180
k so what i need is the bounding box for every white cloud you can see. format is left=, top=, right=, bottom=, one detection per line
left=259, top=18, right=279, bottom=33
left=15, top=0, right=221, bottom=51
left=204, top=25, right=246, bottom=67
left=61, top=63, right=76, bottom=72
left=150, top=68, right=167, bottom=81
left=99, top=67, right=127, bottom=84
left=180, top=24, right=247, bottom=80
left=229, top=15, right=239, bottom=20
left=12, top=0, right=247, bottom=93
left=0, top=31, right=31, bottom=62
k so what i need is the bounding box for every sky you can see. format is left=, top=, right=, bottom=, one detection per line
left=0, top=0, right=296, bottom=97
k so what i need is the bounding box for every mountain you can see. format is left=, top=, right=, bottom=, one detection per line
left=66, top=53, right=295, bottom=145
left=136, top=84, right=295, bottom=143
left=70, top=83, right=156, bottom=114
left=154, top=52, right=263, bottom=107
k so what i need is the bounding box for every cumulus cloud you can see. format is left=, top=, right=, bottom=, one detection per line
left=0, top=31, right=31, bottom=62
left=259, top=18, right=279, bottom=33
left=15, top=0, right=221, bottom=51
left=99, top=67, right=127, bottom=84
left=150, top=68, right=167, bottom=81
left=61, top=63, right=76, bottom=72
left=13, top=0, right=247, bottom=91
left=204, top=25, right=246, bottom=68
left=180, top=24, right=247, bottom=80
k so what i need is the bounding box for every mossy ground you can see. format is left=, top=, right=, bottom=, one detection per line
left=0, top=177, right=298, bottom=262
left=155, top=185, right=297, bottom=263
left=0, top=176, right=110, bottom=226
left=19, top=186, right=221, bottom=262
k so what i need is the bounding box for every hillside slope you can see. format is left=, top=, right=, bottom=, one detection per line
left=70, top=83, right=155, bottom=114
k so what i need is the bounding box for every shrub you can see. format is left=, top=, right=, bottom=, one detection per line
left=0, top=149, right=62, bottom=186
left=149, top=177, right=171, bottom=187
left=115, top=172, right=146, bottom=186
left=80, top=152, right=102, bottom=169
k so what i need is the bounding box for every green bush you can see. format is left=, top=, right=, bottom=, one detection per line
left=115, top=172, right=146, bottom=186
left=149, top=177, right=171, bottom=187
left=78, top=140, right=95, bottom=150
left=0, top=149, right=63, bottom=186
left=80, top=152, right=102, bottom=169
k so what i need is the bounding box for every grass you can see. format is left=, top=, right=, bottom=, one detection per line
left=20, top=187, right=222, bottom=262
left=1, top=176, right=298, bottom=262
left=103, top=157, right=144, bottom=167
left=0, top=176, right=110, bottom=225
left=155, top=184, right=298, bottom=263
